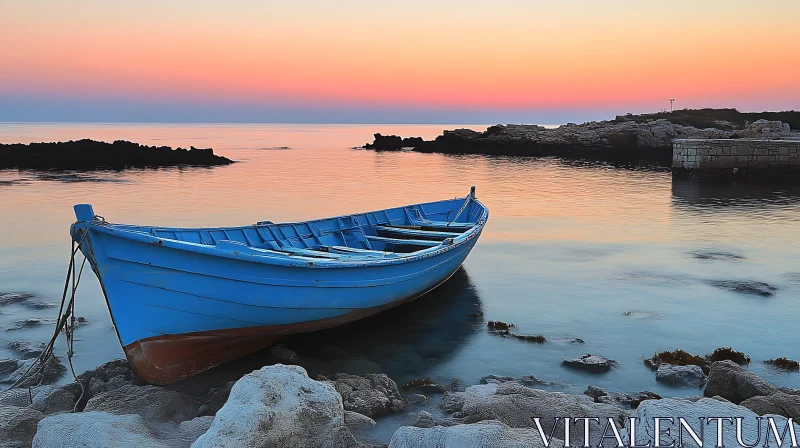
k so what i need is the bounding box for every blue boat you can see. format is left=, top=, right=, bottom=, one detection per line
left=70, top=187, right=488, bottom=384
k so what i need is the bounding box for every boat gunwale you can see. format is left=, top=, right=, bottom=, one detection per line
left=81, top=196, right=489, bottom=269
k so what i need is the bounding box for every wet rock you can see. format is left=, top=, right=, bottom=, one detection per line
left=645, top=349, right=708, bottom=373
left=0, top=356, right=66, bottom=387
left=332, top=372, right=407, bottom=418
left=25, top=302, right=57, bottom=310
left=0, top=383, right=83, bottom=413
left=570, top=338, right=585, bottom=344
left=8, top=341, right=46, bottom=359
left=269, top=344, right=300, bottom=364
left=391, top=420, right=561, bottom=448
left=198, top=380, right=234, bottom=416
left=705, top=280, right=777, bottom=297
left=628, top=391, right=662, bottom=408
left=6, top=318, right=46, bottom=331
left=192, top=364, right=361, bottom=448
left=84, top=384, right=200, bottom=424
left=76, top=358, right=144, bottom=402
left=518, top=375, right=570, bottom=388
left=487, top=321, right=515, bottom=332
left=413, top=410, right=437, bottom=428
left=707, top=347, right=750, bottom=365
left=0, top=405, right=45, bottom=447
left=625, top=397, right=800, bottom=448
left=765, top=357, right=800, bottom=371
left=480, top=375, right=515, bottom=385
left=704, top=360, right=775, bottom=403
left=406, top=394, right=428, bottom=405
left=0, top=292, right=34, bottom=306
left=778, top=387, right=800, bottom=396
left=439, top=382, right=627, bottom=445
left=740, top=392, right=800, bottom=419
left=690, top=251, right=744, bottom=261
left=584, top=385, right=607, bottom=400
left=656, top=364, right=707, bottom=387
left=562, top=354, right=615, bottom=373
left=345, top=410, right=377, bottom=430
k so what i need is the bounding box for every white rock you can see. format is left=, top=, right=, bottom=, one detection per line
left=624, top=398, right=800, bottom=448
left=191, top=364, right=360, bottom=448
left=390, top=420, right=558, bottom=448
left=33, top=411, right=170, bottom=448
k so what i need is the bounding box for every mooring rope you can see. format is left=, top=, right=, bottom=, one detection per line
left=5, top=231, right=89, bottom=412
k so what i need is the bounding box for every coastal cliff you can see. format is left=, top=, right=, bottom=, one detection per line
left=363, top=109, right=799, bottom=166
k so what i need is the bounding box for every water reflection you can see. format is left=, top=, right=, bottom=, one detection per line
left=672, top=178, right=800, bottom=210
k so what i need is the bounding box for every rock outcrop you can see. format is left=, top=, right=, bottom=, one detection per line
left=625, top=398, right=800, bottom=448
left=655, top=364, right=707, bottom=387
left=0, top=405, right=45, bottom=447
left=326, top=372, right=408, bottom=418
left=0, top=139, right=234, bottom=170
left=740, top=392, right=800, bottom=420
left=362, top=113, right=798, bottom=166
left=704, top=360, right=775, bottom=403
left=84, top=384, right=200, bottom=424
left=439, top=382, right=627, bottom=446
left=192, top=364, right=362, bottom=448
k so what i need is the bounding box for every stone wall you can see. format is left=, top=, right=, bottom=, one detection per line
left=673, top=138, right=800, bottom=179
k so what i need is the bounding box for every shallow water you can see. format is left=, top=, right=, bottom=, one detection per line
left=1, top=123, right=799, bottom=442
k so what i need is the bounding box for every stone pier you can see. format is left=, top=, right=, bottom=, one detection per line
left=673, top=138, right=800, bottom=180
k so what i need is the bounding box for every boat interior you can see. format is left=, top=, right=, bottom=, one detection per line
left=110, top=196, right=485, bottom=261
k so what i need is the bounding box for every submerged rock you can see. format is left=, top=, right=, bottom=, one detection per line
left=704, top=360, right=775, bottom=403
left=390, top=420, right=560, bottom=448
left=268, top=344, right=300, bottom=364
left=656, top=364, right=707, bottom=388
left=406, top=394, right=428, bottom=405
left=644, top=349, right=708, bottom=373
left=562, top=354, right=615, bottom=373
left=518, top=375, right=570, bottom=388
left=192, top=364, right=361, bottom=448
left=6, top=318, right=47, bottom=331
left=25, top=302, right=58, bottom=310
left=0, top=292, right=34, bottom=306
left=8, top=340, right=47, bottom=359
left=705, top=280, right=778, bottom=297
left=690, top=251, right=745, bottom=261
left=765, top=357, right=800, bottom=371
left=0, top=356, right=66, bottom=387
left=584, top=385, right=608, bottom=400
left=0, top=405, right=45, bottom=448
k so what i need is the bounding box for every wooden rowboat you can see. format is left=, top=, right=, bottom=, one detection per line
left=70, top=187, right=488, bottom=384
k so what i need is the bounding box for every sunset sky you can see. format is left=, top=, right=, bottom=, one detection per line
left=1, top=1, right=798, bottom=123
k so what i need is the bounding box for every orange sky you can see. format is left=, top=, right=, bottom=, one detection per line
left=1, top=1, right=798, bottom=122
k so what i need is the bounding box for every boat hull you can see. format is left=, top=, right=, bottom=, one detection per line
left=83, top=226, right=479, bottom=384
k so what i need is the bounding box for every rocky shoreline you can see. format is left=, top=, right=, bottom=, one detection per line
left=362, top=112, right=798, bottom=166
left=1, top=341, right=798, bottom=447
left=0, top=139, right=234, bottom=170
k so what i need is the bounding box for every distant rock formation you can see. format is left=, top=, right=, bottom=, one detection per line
left=362, top=110, right=798, bottom=166
left=0, top=139, right=234, bottom=170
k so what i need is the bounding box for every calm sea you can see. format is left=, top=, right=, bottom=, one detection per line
left=1, top=123, right=799, bottom=441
